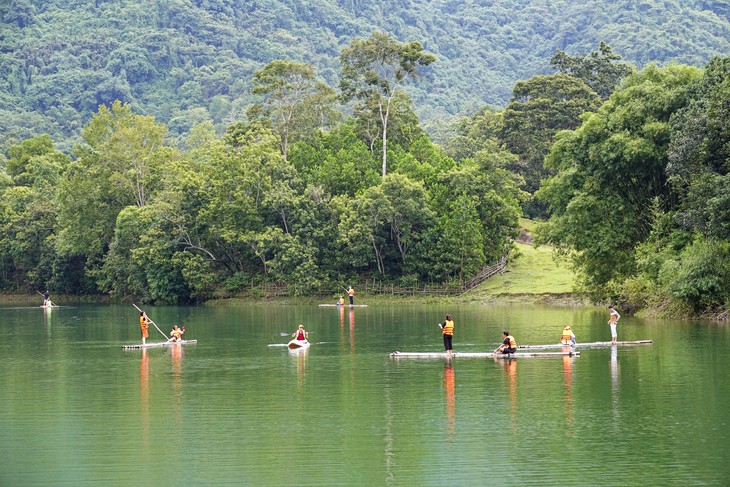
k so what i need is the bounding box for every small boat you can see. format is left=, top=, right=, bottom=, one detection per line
left=518, top=340, right=653, bottom=350
left=122, top=340, right=198, bottom=350
left=318, top=303, right=368, bottom=307
left=389, top=351, right=579, bottom=358
left=288, top=339, right=310, bottom=349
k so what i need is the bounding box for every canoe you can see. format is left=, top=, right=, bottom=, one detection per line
left=389, top=351, right=579, bottom=358
left=122, top=340, right=198, bottom=350
left=318, top=304, right=368, bottom=307
left=288, top=339, right=310, bottom=349
left=518, top=340, right=653, bottom=350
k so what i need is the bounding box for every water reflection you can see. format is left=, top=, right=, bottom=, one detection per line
left=43, top=307, right=52, bottom=336
left=501, top=358, right=518, bottom=432
left=349, top=308, right=356, bottom=352
left=289, top=347, right=308, bottom=391
left=611, top=345, right=619, bottom=418
left=171, top=345, right=184, bottom=427
left=444, top=364, right=456, bottom=438
left=140, top=349, right=150, bottom=444
left=562, top=347, right=574, bottom=436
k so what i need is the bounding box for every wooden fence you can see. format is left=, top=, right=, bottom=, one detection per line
left=250, top=254, right=509, bottom=298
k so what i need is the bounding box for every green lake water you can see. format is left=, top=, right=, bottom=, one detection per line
left=1, top=302, right=729, bottom=486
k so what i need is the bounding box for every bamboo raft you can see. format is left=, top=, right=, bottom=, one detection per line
left=318, top=304, right=368, bottom=307
left=122, top=340, right=198, bottom=350
left=518, top=340, right=653, bottom=350
left=390, top=351, right=579, bottom=358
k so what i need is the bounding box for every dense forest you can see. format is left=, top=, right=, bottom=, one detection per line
left=1, top=0, right=729, bottom=151
left=1, top=2, right=728, bottom=317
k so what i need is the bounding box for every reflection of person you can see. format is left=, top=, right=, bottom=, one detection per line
left=169, top=325, right=185, bottom=342
left=347, top=286, right=355, bottom=305
left=139, top=311, right=149, bottom=345
left=292, top=324, right=308, bottom=341
left=608, top=306, right=620, bottom=344
left=495, top=331, right=517, bottom=355
left=560, top=325, right=576, bottom=345
left=438, top=314, right=454, bottom=355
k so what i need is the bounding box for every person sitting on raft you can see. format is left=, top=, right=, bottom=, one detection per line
left=168, top=325, right=185, bottom=342
left=560, top=325, right=576, bottom=345
left=292, top=324, right=308, bottom=341
left=495, top=331, right=517, bottom=355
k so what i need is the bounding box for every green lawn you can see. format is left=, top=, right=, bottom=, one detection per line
left=470, top=218, right=577, bottom=301
left=477, top=242, right=575, bottom=295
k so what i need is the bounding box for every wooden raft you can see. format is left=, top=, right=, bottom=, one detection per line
left=389, top=351, right=579, bottom=358
left=518, top=340, right=653, bottom=350
left=122, top=340, right=198, bottom=350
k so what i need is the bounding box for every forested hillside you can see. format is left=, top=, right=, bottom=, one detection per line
left=1, top=0, right=729, bottom=151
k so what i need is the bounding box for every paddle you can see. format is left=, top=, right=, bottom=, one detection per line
left=132, top=303, right=169, bottom=340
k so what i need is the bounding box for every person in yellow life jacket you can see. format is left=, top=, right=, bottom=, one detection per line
left=561, top=325, right=576, bottom=345
left=168, top=325, right=185, bottom=342
left=338, top=296, right=345, bottom=306
left=347, top=286, right=355, bottom=305
left=495, top=331, right=517, bottom=355
left=438, top=314, right=455, bottom=354
left=139, top=311, right=149, bottom=345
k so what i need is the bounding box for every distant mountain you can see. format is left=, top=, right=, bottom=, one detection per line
left=1, top=0, right=728, bottom=151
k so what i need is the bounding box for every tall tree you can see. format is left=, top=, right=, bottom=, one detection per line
left=340, top=31, right=435, bottom=178
left=536, top=64, right=701, bottom=296
left=250, top=60, right=339, bottom=161
left=58, top=101, right=176, bottom=262
left=500, top=74, right=602, bottom=212
left=550, top=41, right=634, bottom=100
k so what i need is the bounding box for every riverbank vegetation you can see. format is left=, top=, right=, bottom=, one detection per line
left=0, top=19, right=728, bottom=318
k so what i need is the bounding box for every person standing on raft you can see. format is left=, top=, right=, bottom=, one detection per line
left=495, top=331, right=517, bottom=355
left=438, top=314, right=455, bottom=355
left=608, top=306, right=621, bottom=344
left=139, top=311, right=150, bottom=345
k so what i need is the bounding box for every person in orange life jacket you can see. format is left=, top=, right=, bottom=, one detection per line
left=139, top=311, right=149, bottom=345
left=495, top=331, right=517, bottom=355
left=168, top=325, right=185, bottom=342
left=561, top=325, right=576, bottom=345
left=438, top=314, right=455, bottom=354
left=292, top=324, right=308, bottom=341
left=338, top=296, right=345, bottom=306
left=347, top=286, right=355, bottom=305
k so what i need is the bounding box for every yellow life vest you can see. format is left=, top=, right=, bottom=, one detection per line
left=506, top=335, right=516, bottom=348
left=561, top=327, right=574, bottom=344
left=442, top=320, right=454, bottom=336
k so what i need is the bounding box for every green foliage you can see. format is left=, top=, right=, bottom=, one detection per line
left=550, top=41, right=634, bottom=99
left=537, top=64, right=702, bottom=297
left=340, top=31, right=435, bottom=176
left=1, top=0, right=729, bottom=154
left=659, top=238, right=730, bottom=312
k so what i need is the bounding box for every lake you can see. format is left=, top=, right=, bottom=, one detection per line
left=1, top=302, right=729, bottom=486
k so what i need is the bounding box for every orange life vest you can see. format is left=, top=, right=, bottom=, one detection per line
left=441, top=320, right=454, bottom=336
